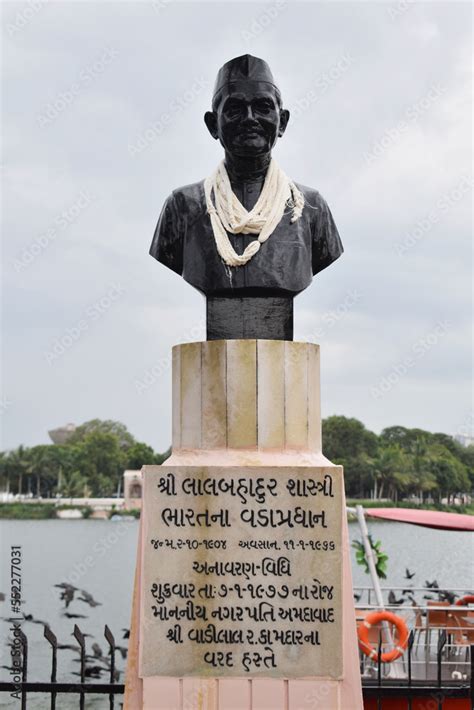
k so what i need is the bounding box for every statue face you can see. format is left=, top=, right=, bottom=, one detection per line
left=205, top=81, right=289, bottom=158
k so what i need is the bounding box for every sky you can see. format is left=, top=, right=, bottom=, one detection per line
left=1, top=0, right=472, bottom=453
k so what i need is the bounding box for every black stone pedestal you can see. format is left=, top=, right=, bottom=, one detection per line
left=206, top=296, right=293, bottom=341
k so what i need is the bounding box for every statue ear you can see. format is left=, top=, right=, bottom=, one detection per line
left=278, top=109, right=290, bottom=137
left=204, top=111, right=219, bottom=140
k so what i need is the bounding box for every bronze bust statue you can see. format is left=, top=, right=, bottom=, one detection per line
left=150, top=54, right=343, bottom=340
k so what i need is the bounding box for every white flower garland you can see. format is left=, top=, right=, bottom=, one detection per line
left=204, top=159, right=304, bottom=267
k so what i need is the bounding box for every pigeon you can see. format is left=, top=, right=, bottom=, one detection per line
left=70, top=630, right=93, bottom=639
left=439, top=590, right=457, bottom=605
left=425, top=579, right=439, bottom=589
left=122, top=628, right=130, bottom=639
left=72, top=665, right=105, bottom=679
left=91, top=642, right=103, bottom=658
left=63, top=612, right=88, bottom=619
left=388, top=590, right=404, bottom=605
left=114, top=645, right=128, bottom=660
left=405, top=568, right=415, bottom=580
left=77, top=590, right=102, bottom=608
left=73, top=655, right=108, bottom=665
left=353, top=592, right=362, bottom=602
left=61, top=588, right=76, bottom=608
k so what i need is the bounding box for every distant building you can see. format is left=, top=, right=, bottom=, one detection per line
left=454, top=434, right=474, bottom=448
left=124, top=469, right=142, bottom=510
left=49, top=422, right=76, bottom=445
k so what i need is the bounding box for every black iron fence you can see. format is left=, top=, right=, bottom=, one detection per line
left=0, top=624, right=124, bottom=710
left=0, top=627, right=472, bottom=709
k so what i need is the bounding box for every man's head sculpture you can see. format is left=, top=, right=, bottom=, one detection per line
left=150, top=54, right=343, bottom=341
left=204, top=55, right=289, bottom=162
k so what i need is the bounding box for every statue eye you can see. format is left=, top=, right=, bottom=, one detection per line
left=224, top=101, right=243, bottom=118
left=254, top=100, right=273, bottom=115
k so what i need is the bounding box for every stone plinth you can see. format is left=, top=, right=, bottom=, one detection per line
left=172, top=340, right=321, bottom=454
left=125, top=341, right=363, bottom=710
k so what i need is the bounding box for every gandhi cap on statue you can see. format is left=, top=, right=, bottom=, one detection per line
left=150, top=53, right=344, bottom=341
left=212, top=54, right=281, bottom=108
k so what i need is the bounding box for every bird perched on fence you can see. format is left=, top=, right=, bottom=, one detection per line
left=22, top=612, right=50, bottom=628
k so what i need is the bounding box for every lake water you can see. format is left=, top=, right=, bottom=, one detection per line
left=0, top=518, right=472, bottom=708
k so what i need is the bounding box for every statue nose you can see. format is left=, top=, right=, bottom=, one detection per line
left=242, top=105, right=257, bottom=123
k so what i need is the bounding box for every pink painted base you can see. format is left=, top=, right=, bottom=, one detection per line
left=125, top=341, right=362, bottom=708
left=125, top=462, right=362, bottom=709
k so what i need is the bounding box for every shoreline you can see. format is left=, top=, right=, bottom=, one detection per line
left=0, top=500, right=472, bottom=520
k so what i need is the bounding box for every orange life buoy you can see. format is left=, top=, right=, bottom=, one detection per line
left=455, top=595, right=474, bottom=606
left=357, top=611, right=409, bottom=663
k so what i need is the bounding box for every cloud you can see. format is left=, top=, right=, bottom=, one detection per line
left=2, top=1, right=472, bottom=451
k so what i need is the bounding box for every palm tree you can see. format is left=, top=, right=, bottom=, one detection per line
left=5, top=446, right=32, bottom=496
left=0, top=452, right=10, bottom=495
left=372, top=445, right=413, bottom=502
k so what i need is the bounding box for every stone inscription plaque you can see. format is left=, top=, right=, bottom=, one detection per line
left=139, top=466, right=343, bottom=678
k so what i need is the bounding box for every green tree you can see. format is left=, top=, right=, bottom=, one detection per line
left=4, top=446, right=33, bottom=495
left=68, top=419, right=135, bottom=449
left=424, top=444, right=470, bottom=503
left=380, top=426, right=431, bottom=452
left=28, top=445, right=60, bottom=497
left=322, top=416, right=378, bottom=497
left=125, top=442, right=157, bottom=470
left=371, top=445, right=415, bottom=501
left=0, top=452, right=10, bottom=494
left=155, top=447, right=171, bottom=465
left=56, top=469, right=89, bottom=497
left=75, top=432, right=126, bottom=496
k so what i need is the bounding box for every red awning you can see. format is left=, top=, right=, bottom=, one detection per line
left=365, top=507, right=474, bottom=532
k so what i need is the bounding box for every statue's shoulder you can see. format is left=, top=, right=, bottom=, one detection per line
left=293, top=182, right=329, bottom=211
left=168, top=180, right=206, bottom=212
